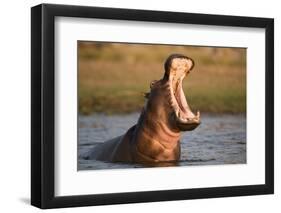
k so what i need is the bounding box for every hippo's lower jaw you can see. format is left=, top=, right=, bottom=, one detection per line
left=167, top=57, right=201, bottom=131
left=171, top=111, right=200, bottom=131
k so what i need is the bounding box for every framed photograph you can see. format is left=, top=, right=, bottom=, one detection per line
left=31, top=3, right=274, bottom=209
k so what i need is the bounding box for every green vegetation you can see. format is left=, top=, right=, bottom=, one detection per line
left=78, top=42, right=246, bottom=115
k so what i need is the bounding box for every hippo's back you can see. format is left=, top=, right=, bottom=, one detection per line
left=82, top=135, right=123, bottom=161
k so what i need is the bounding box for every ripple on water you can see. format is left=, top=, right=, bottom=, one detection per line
left=78, top=113, right=246, bottom=170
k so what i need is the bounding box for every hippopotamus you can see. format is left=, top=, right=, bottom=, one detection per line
left=83, top=54, right=201, bottom=165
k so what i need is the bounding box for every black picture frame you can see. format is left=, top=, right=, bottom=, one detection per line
left=31, top=3, right=274, bottom=209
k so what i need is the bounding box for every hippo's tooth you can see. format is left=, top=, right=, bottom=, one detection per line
left=179, top=117, right=185, bottom=122
left=196, top=111, right=200, bottom=118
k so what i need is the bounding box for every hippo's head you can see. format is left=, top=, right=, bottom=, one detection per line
left=145, top=54, right=200, bottom=133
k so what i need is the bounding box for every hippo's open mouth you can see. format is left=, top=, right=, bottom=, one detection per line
left=168, top=57, right=200, bottom=131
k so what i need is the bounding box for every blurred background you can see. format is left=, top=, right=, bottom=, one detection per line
left=78, top=41, right=246, bottom=115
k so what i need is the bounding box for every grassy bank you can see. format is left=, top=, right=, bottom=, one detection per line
left=78, top=42, right=246, bottom=115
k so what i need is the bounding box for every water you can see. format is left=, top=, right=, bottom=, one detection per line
left=78, top=113, right=246, bottom=170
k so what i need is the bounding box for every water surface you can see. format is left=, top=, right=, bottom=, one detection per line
left=78, top=113, right=246, bottom=170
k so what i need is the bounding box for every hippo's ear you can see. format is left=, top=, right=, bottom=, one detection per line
left=150, top=80, right=157, bottom=89
left=143, top=92, right=150, bottom=99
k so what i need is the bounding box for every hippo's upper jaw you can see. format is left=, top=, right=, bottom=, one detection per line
left=165, top=54, right=201, bottom=131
